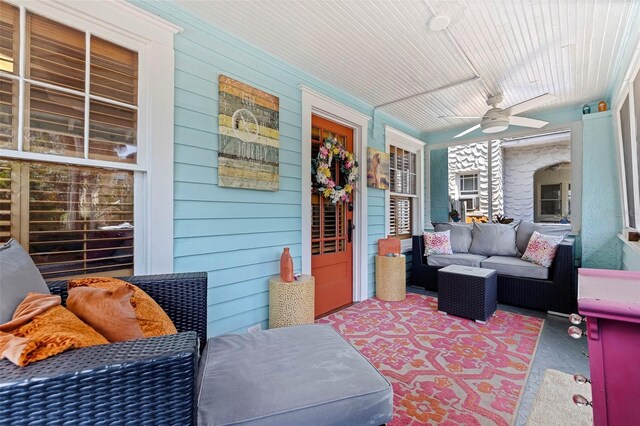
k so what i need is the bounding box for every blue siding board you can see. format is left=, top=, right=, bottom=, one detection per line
left=130, top=0, right=426, bottom=336
left=174, top=182, right=301, bottom=204
left=175, top=70, right=217, bottom=98
left=211, top=261, right=281, bottom=287
left=209, top=277, right=271, bottom=305
left=175, top=217, right=303, bottom=238
left=208, top=306, right=269, bottom=336
left=175, top=231, right=301, bottom=257
left=175, top=201, right=301, bottom=220
left=210, top=291, right=269, bottom=321
left=175, top=247, right=302, bottom=272
left=174, top=163, right=215, bottom=185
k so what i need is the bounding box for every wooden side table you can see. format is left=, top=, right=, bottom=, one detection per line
left=375, top=255, right=406, bottom=301
left=269, top=274, right=315, bottom=328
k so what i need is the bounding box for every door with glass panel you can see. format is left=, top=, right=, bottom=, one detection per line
left=311, top=115, right=353, bottom=317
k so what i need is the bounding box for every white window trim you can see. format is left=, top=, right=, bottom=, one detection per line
left=425, top=121, right=583, bottom=234
left=613, top=69, right=640, bottom=232
left=1, top=0, right=181, bottom=275
left=385, top=125, right=425, bottom=253
left=300, top=86, right=370, bottom=302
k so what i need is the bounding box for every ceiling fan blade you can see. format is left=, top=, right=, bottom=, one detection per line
left=509, top=115, right=549, bottom=128
left=503, top=93, right=556, bottom=116
left=454, top=124, right=481, bottom=138
left=438, top=115, right=482, bottom=119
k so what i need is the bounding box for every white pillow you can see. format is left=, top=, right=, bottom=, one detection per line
left=521, top=231, right=564, bottom=267
left=423, top=230, right=453, bottom=256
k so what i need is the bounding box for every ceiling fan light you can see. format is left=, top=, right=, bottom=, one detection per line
left=481, top=118, right=509, bottom=134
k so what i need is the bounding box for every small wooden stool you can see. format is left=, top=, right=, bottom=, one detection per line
left=375, top=255, right=406, bottom=301
left=269, top=274, right=315, bottom=328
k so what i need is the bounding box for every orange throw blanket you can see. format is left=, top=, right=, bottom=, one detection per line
left=0, top=293, right=108, bottom=366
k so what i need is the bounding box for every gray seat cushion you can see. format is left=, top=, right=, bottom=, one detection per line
left=427, top=253, right=487, bottom=267
left=197, top=324, right=393, bottom=426
left=0, top=239, right=50, bottom=324
left=433, top=223, right=473, bottom=253
left=516, top=221, right=571, bottom=254
left=481, top=255, right=549, bottom=280
left=469, top=222, right=519, bottom=257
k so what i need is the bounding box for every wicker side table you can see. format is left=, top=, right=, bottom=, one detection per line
left=438, top=265, right=497, bottom=323
left=375, top=255, right=406, bottom=301
left=269, top=275, right=315, bottom=328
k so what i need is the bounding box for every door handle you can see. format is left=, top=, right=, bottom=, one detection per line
left=348, top=219, right=355, bottom=243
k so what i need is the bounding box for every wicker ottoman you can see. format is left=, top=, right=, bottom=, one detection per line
left=438, top=265, right=497, bottom=323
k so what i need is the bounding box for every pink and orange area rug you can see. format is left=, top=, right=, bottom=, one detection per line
left=318, top=293, right=543, bottom=425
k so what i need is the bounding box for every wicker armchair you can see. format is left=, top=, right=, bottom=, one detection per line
left=0, top=272, right=207, bottom=426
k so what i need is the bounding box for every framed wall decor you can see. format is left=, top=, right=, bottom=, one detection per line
left=366, top=147, right=390, bottom=190
left=218, top=75, right=280, bottom=191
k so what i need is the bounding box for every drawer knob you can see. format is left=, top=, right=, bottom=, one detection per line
left=568, top=326, right=585, bottom=339
left=573, top=374, right=591, bottom=385
left=573, top=394, right=592, bottom=407
left=569, top=313, right=584, bottom=325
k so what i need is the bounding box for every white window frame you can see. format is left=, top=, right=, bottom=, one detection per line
left=385, top=125, right=425, bottom=253
left=457, top=172, right=480, bottom=213
left=0, top=0, right=180, bottom=274
left=613, top=54, right=640, bottom=233
left=426, top=123, right=583, bottom=234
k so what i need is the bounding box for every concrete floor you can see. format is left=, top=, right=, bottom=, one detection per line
left=407, top=286, right=590, bottom=426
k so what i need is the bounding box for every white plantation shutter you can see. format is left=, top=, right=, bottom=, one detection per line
left=1, top=2, right=141, bottom=279
left=2, top=159, right=134, bottom=279
left=389, top=196, right=412, bottom=239
left=389, top=145, right=417, bottom=240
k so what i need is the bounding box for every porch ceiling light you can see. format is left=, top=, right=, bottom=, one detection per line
left=480, top=109, right=509, bottom=134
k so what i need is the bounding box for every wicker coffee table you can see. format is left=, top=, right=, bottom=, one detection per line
left=437, top=264, right=497, bottom=323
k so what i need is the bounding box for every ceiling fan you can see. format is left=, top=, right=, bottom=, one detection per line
left=440, top=93, right=556, bottom=138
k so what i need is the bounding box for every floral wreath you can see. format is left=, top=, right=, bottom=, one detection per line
left=313, top=137, right=359, bottom=204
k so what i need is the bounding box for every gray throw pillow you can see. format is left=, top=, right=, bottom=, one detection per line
left=469, top=222, right=518, bottom=257
left=0, top=239, right=50, bottom=324
left=433, top=223, right=473, bottom=253
left=516, top=221, right=570, bottom=254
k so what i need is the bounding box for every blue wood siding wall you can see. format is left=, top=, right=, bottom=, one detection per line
left=430, top=148, right=450, bottom=224
left=134, top=0, right=425, bottom=335
left=581, top=112, right=623, bottom=269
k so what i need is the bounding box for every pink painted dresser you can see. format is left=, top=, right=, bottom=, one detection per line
left=577, top=268, right=640, bottom=426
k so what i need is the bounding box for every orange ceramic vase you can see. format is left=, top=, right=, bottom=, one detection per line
left=598, top=101, right=607, bottom=112
left=280, top=247, right=294, bottom=282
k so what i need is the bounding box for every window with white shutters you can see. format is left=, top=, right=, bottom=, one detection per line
left=0, top=1, right=140, bottom=279
left=389, top=145, right=417, bottom=240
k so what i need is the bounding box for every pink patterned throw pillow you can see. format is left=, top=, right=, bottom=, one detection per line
left=521, top=231, right=564, bottom=267
left=423, top=230, right=453, bottom=256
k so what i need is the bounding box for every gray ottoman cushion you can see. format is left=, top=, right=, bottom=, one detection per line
left=0, top=239, right=50, bottom=323
left=197, top=324, right=393, bottom=426
left=481, top=255, right=549, bottom=280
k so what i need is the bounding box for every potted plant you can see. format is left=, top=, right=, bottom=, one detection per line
left=449, top=209, right=460, bottom=222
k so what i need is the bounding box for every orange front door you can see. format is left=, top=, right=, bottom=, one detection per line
left=311, top=115, right=354, bottom=317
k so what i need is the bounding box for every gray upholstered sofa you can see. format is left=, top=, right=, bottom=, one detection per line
left=412, top=221, right=576, bottom=314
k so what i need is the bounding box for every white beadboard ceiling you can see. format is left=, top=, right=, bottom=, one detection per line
left=175, top=0, right=640, bottom=134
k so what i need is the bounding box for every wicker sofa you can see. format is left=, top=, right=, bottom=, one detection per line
left=412, top=235, right=576, bottom=314
left=0, top=272, right=207, bottom=425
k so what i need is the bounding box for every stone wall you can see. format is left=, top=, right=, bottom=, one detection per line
left=502, top=140, right=570, bottom=221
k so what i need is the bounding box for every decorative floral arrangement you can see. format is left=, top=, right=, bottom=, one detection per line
left=313, top=137, right=359, bottom=204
